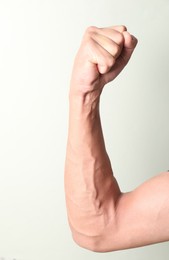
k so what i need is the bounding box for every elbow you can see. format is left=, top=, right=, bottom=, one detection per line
left=68, top=221, right=106, bottom=252
left=71, top=230, right=106, bottom=253
left=67, top=202, right=120, bottom=252
left=66, top=188, right=122, bottom=252
left=67, top=210, right=112, bottom=252
left=70, top=224, right=117, bottom=253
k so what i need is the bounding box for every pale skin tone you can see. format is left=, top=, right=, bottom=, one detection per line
left=64, top=25, right=169, bottom=252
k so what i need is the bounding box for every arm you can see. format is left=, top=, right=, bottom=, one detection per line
left=64, top=25, right=169, bottom=252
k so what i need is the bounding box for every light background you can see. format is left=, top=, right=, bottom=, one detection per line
left=0, top=0, right=169, bottom=259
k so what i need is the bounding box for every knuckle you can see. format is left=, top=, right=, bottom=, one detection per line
left=120, top=25, right=127, bottom=32
left=84, top=26, right=98, bottom=41
left=128, top=34, right=133, bottom=44
left=113, top=44, right=121, bottom=57
left=86, top=26, right=97, bottom=34
left=117, top=32, right=124, bottom=45
left=124, top=31, right=135, bottom=45
left=106, top=55, right=115, bottom=68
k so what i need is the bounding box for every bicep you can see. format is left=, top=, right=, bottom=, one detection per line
left=101, top=171, right=169, bottom=252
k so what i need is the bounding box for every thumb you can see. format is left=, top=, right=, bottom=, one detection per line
left=120, top=31, right=138, bottom=65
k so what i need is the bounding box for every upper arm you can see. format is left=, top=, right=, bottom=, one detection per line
left=113, top=171, right=169, bottom=250
left=72, top=171, right=169, bottom=252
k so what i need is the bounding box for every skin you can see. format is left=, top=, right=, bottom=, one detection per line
left=64, top=25, right=169, bottom=252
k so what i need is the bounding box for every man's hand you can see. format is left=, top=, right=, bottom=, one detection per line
left=70, top=25, right=138, bottom=95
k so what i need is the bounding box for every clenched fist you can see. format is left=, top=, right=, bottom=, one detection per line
left=70, top=25, right=138, bottom=95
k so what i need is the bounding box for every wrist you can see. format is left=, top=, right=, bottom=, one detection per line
left=69, top=88, right=101, bottom=106
left=69, top=83, right=102, bottom=102
left=69, top=87, right=101, bottom=114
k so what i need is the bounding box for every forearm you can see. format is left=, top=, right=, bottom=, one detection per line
left=64, top=90, right=121, bottom=238
left=64, top=91, right=169, bottom=252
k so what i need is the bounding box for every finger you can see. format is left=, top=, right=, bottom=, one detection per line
left=121, top=31, right=138, bottom=63
left=88, top=39, right=116, bottom=74
left=123, top=31, right=138, bottom=48
left=93, top=27, right=124, bottom=47
left=108, top=25, right=127, bottom=33
left=91, top=33, right=122, bottom=59
left=102, top=33, right=138, bottom=84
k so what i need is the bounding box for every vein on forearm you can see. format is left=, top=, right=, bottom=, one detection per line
left=65, top=92, right=121, bottom=236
